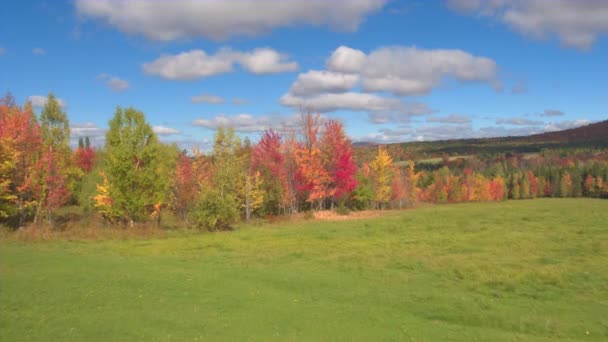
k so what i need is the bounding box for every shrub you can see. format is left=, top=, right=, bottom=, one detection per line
left=192, top=188, right=238, bottom=231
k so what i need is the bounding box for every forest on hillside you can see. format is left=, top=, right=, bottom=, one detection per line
left=2, top=93, right=608, bottom=230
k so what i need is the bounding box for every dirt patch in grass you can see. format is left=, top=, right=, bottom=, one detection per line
left=313, top=210, right=387, bottom=221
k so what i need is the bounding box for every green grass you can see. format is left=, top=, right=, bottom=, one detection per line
left=2, top=199, right=608, bottom=341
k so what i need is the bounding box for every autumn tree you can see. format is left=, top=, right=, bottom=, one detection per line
left=320, top=120, right=357, bottom=207
left=73, top=136, right=95, bottom=172
left=171, top=152, right=197, bottom=220
left=0, top=97, right=43, bottom=224
left=252, top=130, right=289, bottom=215
left=559, top=172, right=573, bottom=197
left=370, top=146, right=394, bottom=209
left=405, top=160, right=421, bottom=206
left=294, top=113, right=331, bottom=210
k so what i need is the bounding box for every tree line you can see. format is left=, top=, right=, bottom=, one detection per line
left=1, top=93, right=607, bottom=230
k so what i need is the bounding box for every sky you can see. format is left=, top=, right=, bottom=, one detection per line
left=1, top=0, right=607, bottom=149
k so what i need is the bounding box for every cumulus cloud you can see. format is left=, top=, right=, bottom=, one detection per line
left=539, top=109, right=565, bottom=117
left=193, top=113, right=301, bottom=133
left=281, top=92, right=433, bottom=120
left=358, top=46, right=500, bottom=95
left=142, top=49, right=235, bottom=80
left=496, top=117, right=544, bottom=125
left=289, top=70, right=359, bottom=96
left=97, top=73, right=130, bottom=91
left=281, top=45, right=497, bottom=125
left=142, top=48, right=298, bottom=80
left=153, top=125, right=181, bottom=135
left=75, top=0, right=386, bottom=41
left=426, top=113, right=472, bottom=124
left=191, top=94, right=225, bottom=104
left=234, top=48, right=299, bottom=74
left=447, top=0, right=608, bottom=50
left=27, top=95, right=67, bottom=108
left=32, top=47, right=46, bottom=55
left=326, top=45, right=368, bottom=73
left=70, top=122, right=106, bottom=138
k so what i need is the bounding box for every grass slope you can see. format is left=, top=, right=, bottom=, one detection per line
left=1, top=199, right=608, bottom=341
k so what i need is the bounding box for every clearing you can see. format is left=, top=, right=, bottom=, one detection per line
left=1, top=198, right=607, bottom=341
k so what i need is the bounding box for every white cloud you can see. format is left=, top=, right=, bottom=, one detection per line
left=539, top=109, right=565, bottom=117
left=543, top=119, right=591, bottom=131
left=427, top=113, right=472, bottom=124
left=359, top=46, right=500, bottom=95
left=70, top=122, right=106, bottom=147
left=326, top=45, right=368, bottom=73
left=191, top=94, right=225, bottom=104
left=97, top=73, right=130, bottom=91
left=281, top=92, right=433, bottom=124
left=142, top=49, right=235, bottom=80
left=70, top=122, right=106, bottom=138
left=75, top=0, right=387, bottom=41
left=27, top=95, right=67, bottom=108
left=415, top=124, right=475, bottom=141
left=447, top=0, right=608, bottom=50
left=496, top=117, right=544, bottom=125
left=193, top=113, right=301, bottom=133
left=142, top=48, right=298, bottom=80
left=286, top=45, right=500, bottom=113
left=281, top=92, right=433, bottom=115
left=359, top=117, right=594, bottom=143
left=233, top=48, right=299, bottom=74
left=32, top=47, right=46, bottom=55
left=289, top=70, right=359, bottom=96
left=232, top=97, right=248, bottom=105
left=153, top=125, right=181, bottom=135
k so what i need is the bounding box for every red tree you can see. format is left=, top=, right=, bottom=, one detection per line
left=320, top=120, right=357, bottom=203
left=252, top=130, right=290, bottom=214
left=172, top=153, right=197, bottom=219
left=73, top=146, right=95, bottom=172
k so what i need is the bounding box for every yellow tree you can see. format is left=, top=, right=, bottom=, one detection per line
left=370, top=146, right=393, bottom=209
left=243, top=171, right=264, bottom=222
left=405, top=160, right=422, bottom=206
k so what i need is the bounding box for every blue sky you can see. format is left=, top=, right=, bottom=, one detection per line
left=1, top=0, right=607, bottom=148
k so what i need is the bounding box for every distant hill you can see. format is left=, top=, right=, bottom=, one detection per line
left=526, top=120, right=608, bottom=144
left=355, top=120, right=608, bottom=159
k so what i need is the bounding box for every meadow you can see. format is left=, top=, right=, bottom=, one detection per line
left=1, top=198, right=607, bottom=341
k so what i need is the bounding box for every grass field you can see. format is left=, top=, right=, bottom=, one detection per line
left=1, top=199, right=607, bottom=341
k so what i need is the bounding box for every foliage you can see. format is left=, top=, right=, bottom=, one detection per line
left=97, top=107, right=166, bottom=224
left=192, top=127, right=243, bottom=230
left=370, top=147, right=394, bottom=208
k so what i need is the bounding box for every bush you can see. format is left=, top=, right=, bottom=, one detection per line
left=335, top=203, right=350, bottom=216
left=192, top=189, right=238, bottom=231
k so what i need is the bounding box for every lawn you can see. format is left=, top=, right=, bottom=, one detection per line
left=1, top=198, right=607, bottom=341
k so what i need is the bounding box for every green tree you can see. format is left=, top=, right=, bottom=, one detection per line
left=98, top=107, right=165, bottom=225
left=193, top=127, right=243, bottom=230
left=40, top=93, right=70, bottom=156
